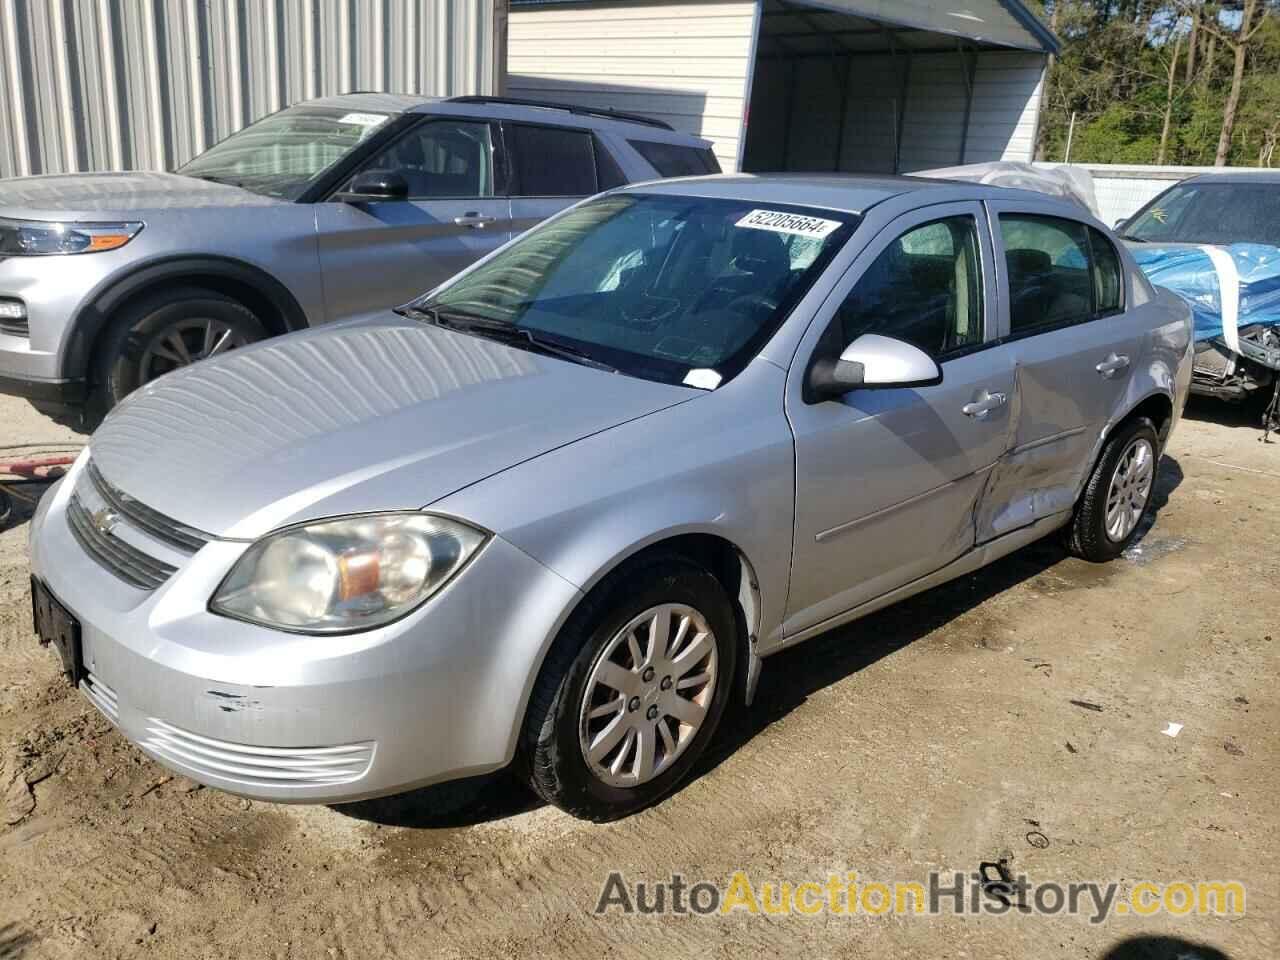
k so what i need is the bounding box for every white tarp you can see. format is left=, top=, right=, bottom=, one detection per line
left=915, top=161, right=1100, bottom=217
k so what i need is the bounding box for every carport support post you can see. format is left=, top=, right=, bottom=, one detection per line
left=894, top=50, right=912, bottom=174
left=834, top=54, right=851, bottom=171
left=781, top=56, right=799, bottom=168
left=957, top=42, right=976, bottom=165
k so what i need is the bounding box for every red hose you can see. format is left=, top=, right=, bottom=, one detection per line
left=1, top=455, right=77, bottom=478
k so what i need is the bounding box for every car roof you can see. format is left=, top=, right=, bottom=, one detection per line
left=1184, top=170, right=1280, bottom=184
left=620, top=173, right=1073, bottom=217
left=296, top=92, right=710, bottom=146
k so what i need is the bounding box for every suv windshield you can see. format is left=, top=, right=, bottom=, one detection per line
left=414, top=194, right=855, bottom=386
left=1123, top=181, right=1280, bottom=246
left=177, top=106, right=393, bottom=200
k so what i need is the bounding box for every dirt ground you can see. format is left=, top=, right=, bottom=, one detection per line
left=0, top=393, right=1275, bottom=960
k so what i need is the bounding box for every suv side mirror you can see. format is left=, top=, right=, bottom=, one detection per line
left=1113, top=217, right=1128, bottom=231
left=806, top=333, right=942, bottom=402
left=340, top=170, right=409, bottom=202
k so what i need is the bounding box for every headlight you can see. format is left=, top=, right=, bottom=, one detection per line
left=0, top=216, right=143, bottom=256
left=210, top=514, right=487, bottom=633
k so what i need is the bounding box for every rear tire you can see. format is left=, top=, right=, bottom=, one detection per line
left=1067, top=416, right=1160, bottom=562
left=520, top=553, right=738, bottom=821
left=86, top=287, right=266, bottom=426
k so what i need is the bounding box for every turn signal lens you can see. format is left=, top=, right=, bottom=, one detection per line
left=0, top=216, right=143, bottom=256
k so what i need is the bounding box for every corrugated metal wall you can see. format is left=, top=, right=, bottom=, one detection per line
left=744, top=49, right=1045, bottom=174
left=507, top=0, right=756, bottom=171
left=0, top=0, right=501, bottom=180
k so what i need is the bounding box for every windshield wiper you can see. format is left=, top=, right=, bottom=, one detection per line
left=398, top=306, right=617, bottom=373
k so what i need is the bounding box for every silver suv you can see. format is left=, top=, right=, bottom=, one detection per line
left=0, top=93, right=719, bottom=425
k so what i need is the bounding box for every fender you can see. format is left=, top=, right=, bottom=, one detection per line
left=60, top=255, right=312, bottom=379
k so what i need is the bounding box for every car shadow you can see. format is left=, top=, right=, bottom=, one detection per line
left=1099, top=935, right=1232, bottom=960
left=339, top=455, right=1184, bottom=829
left=0, top=480, right=55, bottom=534
left=0, top=923, right=35, bottom=960
left=1183, top=393, right=1269, bottom=431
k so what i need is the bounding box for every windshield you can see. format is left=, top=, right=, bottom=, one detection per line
left=177, top=106, right=393, bottom=199
left=416, top=194, right=855, bottom=386
left=1124, top=182, right=1280, bottom=246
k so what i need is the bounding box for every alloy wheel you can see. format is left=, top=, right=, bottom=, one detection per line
left=139, top=317, right=251, bottom=381
left=1104, top=436, right=1155, bottom=542
left=578, top=603, right=718, bottom=788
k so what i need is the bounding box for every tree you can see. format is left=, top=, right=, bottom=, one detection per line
left=1035, top=0, right=1280, bottom=166
left=1197, top=0, right=1269, bottom=164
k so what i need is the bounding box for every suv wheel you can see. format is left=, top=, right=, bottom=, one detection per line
left=89, top=287, right=266, bottom=423
left=1067, top=416, right=1160, bottom=562
left=521, top=554, right=737, bottom=821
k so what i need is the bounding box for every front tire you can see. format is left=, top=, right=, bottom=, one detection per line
left=1067, top=416, right=1160, bottom=562
left=87, top=287, right=266, bottom=425
left=520, top=554, right=738, bottom=821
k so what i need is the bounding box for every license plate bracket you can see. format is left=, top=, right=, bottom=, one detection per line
left=31, top=577, right=82, bottom=686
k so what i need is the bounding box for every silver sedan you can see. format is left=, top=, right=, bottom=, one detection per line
left=29, top=175, right=1193, bottom=820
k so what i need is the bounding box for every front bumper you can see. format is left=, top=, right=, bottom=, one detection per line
left=0, top=370, right=85, bottom=404
left=29, top=472, right=581, bottom=803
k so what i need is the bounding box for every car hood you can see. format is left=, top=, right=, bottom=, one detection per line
left=87, top=317, right=698, bottom=539
left=0, top=171, right=285, bottom=220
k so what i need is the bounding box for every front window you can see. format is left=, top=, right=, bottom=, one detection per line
left=343, top=120, right=495, bottom=198
left=177, top=106, right=394, bottom=200
left=415, top=194, right=855, bottom=386
left=1123, top=182, right=1280, bottom=246
left=837, top=215, right=984, bottom=358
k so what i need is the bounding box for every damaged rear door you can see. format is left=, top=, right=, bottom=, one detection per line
left=976, top=204, right=1142, bottom=540
left=784, top=202, right=1016, bottom=638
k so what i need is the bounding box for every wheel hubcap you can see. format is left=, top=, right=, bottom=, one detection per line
left=1104, top=437, right=1155, bottom=542
left=579, top=603, right=718, bottom=788
left=139, top=318, right=251, bottom=382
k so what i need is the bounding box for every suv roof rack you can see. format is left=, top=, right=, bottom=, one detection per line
left=445, top=96, right=675, bottom=132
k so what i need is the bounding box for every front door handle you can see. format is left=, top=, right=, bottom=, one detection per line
left=1095, top=353, right=1131, bottom=377
left=962, top=391, right=1008, bottom=419
left=454, top=212, right=496, bottom=228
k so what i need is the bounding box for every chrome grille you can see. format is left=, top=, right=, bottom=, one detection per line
left=85, top=460, right=211, bottom=552
left=141, top=719, right=375, bottom=789
left=66, top=493, right=177, bottom=590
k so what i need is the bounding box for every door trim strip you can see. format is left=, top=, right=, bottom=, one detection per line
left=1009, top=425, right=1088, bottom=457
left=814, top=463, right=995, bottom=544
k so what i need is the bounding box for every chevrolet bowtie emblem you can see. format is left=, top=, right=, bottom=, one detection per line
left=91, top=507, right=120, bottom=537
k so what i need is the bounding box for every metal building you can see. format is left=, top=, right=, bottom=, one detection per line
left=0, top=0, right=505, bottom=179
left=507, top=0, right=1057, bottom=174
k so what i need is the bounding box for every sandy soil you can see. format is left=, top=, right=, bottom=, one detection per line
left=0, top=393, right=1275, bottom=960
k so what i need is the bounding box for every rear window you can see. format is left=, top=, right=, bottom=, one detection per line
left=629, top=140, right=721, bottom=177
left=509, top=124, right=598, bottom=196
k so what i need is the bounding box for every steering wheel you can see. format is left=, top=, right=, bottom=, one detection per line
left=725, top=292, right=779, bottom=317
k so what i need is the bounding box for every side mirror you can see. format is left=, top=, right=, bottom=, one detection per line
left=1113, top=217, right=1128, bottom=231
left=339, top=170, right=409, bottom=202
left=806, top=333, right=942, bottom=403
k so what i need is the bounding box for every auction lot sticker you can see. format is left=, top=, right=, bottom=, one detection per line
left=339, top=112, right=389, bottom=127
left=735, top=209, right=841, bottom=239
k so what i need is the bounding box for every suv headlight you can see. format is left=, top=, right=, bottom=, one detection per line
left=0, top=216, right=143, bottom=255
left=210, top=514, right=487, bottom=633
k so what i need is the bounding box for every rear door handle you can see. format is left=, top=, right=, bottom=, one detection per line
left=1095, top=353, right=1131, bottom=377
left=453, top=212, right=496, bottom=228
left=962, top=391, right=1008, bottom=419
